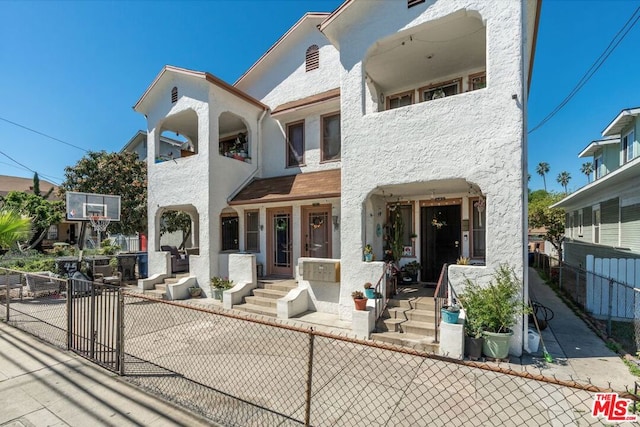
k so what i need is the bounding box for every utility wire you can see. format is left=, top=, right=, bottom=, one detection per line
left=0, top=116, right=89, bottom=152
left=0, top=150, right=61, bottom=185
left=529, top=5, right=640, bottom=134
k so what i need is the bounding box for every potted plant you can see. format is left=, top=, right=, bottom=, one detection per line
left=440, top=303, right=460, bottom=324
left=459, top=265, right=530, bottom=359
left=410, top=232, right=418, bottom=242
left=210, top=276, right=233, bottom=300
left=458, top=297, right=484, bottom=360
left=363, top=244, right=373, bottom=262
left=351, top=290, right=368, bottom=311
left=188, top=286, right=202, bottom=298
left=456, top=256, right=470, bottom=265
left=363, top=282, right=375, bottom=299
left=403, top=260, right=421, bottom=283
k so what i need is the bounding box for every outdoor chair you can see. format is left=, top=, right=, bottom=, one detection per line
left=24, top=271, right=60, bottom=296
left=161, top=245, right=189, bottom=273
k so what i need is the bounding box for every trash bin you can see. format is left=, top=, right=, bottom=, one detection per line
left=527, top=329, right=540, bottom=353
left=137, top=252, right=148, bottom=279
left=117, top=253, right=137, bottom=281
left=528, top=252, right=534, bottom=266
left=256, top=263, right=263, bottom=278
left=55, top=257, right=81, bottom=277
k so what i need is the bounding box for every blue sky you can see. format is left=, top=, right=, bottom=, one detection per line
left=1, top=0, right=639, bottom=194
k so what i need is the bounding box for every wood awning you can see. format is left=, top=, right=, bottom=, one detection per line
left=229, top=169, right=341, bottom=205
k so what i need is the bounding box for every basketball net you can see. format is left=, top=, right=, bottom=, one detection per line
left=89, top=215, right=111, bottom=247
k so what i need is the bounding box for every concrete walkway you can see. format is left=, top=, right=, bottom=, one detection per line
left=519, top=267, right=637, bottom=391
left=0, top=322, right=214, bottom=427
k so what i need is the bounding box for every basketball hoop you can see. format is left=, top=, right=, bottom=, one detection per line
left=90, top=215, right=111, bottom=247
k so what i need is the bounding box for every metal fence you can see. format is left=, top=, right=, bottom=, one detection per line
left=532, top=253, right=639, bottom=355
left=3, top=267, right=640, bottom=426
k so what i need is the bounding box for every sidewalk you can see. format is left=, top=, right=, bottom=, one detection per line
left=0, top=323, right=214, bottom=427
left=520, top=267, right=637, bottom=391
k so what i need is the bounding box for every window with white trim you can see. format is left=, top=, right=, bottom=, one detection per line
left=245, top=210, right=259, bottom=252
left=622, top=130, right=635, bottom=164
left=593, top=206, right=601, bottom=244
left=578, top=210, right=584, bottom=237
left=594, top=154, right=602, bottom=179
left=321, top=113, right=341, bottom=162
left=286, top=120, right=305, bottom=167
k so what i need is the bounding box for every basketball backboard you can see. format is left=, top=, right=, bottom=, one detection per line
left=66, top=191, right=121, bottom=221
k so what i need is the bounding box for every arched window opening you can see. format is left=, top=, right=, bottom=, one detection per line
left=219, top=112, right=250, bottom=163
left=306, top=45, right=319, bottom=72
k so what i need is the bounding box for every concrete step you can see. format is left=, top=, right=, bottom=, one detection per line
left=401, top=320, right=436, bottom=337
left=233, top=303, right=277, bottom=317
left=387, top=297, right=435, bottom=311
left=155, top=284, right=166, bottom=292
left=253, top=288, right=287, bottom=300
left=144, top=289, right=166, bottom=300
left=264, top=282, right=298, bottom=293
left=370, top=332, right=439, bottom=353
left=412, top=299, right=435, bottom=311
left=244, top=295, right=277, bottom=308
left=406, top=308, right=436, bottom=323
left=376, top=318, right=405, bottom=333
left=384, top=306, right=409, bottom=319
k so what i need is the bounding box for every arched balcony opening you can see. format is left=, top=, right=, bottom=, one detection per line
left=156, top=109, right=199, bottom=162
left=219, top=112, right=250, bottom=163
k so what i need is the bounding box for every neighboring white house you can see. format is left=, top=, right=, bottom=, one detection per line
left=553, top=107, right=640, bottom=269
left=134, top=0, right=540, bottom=355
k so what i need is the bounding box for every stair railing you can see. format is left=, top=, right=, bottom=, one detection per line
left=433, top=263, right=449, bottom=343
left=373, top=263, right=394, bottom=320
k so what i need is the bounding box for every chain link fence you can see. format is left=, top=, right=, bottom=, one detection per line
left=532, top=253, right=639, bottom=355
left=3, top=266, right=640, bottom=426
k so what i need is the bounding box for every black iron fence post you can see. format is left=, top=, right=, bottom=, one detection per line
left=67, top=278, right=72, bottom=350
left=607, top=279, right=613, bottom=337
left=117, top=290, right=125, bottom=376
left=304, top=331, right=315, bottom=427
left=4, top=270, right=9, bottom=322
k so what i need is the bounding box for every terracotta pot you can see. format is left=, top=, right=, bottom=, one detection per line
left=354, top=297, right=368, bottom=311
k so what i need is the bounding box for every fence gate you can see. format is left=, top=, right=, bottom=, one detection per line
left=67, top=278, right=124, bottom=374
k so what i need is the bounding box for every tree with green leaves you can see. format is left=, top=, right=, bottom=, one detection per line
left=556, top=171, right=571, bottom=194
left=160, top=210, right=192, bottom=249
left=536, top=162, right=550, bottom=191
left=60, top=151, right=147, bottom=237
left=580, top=162, right=594, bottom=183
left=1, top=190, right=64, bottom=251
left=529, top=190, right=565, bottom=261
left=0, top=209, right=31, bottom=251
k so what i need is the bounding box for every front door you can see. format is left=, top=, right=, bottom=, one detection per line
left=302, top=205, right=331, bottom=258
left=421, top=204, right=462, bottom=282
left=267, top=207, right=293, bottom=277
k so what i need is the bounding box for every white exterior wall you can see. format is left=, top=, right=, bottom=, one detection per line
left=332, top=1, right=528, bottom=355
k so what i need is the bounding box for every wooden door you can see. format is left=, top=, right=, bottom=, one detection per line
left=302, top=205, right=331, bottom=258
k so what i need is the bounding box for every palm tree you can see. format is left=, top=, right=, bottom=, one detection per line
left=557, top=171, right=571, bottom=194
left=580, top=162, right=594, bottom=183
left=536, top=162, right=550, bottom=191
left=0, top=209, right=31, bottom=250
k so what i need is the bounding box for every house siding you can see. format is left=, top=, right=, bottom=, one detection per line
left=564, top=240, right=640, bottom=269
left=582, top=205, right=592, bottom=242
left=600, top=198, right=619, bottom=246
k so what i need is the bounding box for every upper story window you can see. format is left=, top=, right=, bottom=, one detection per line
left=420, top=79, right=461, bottom=102
left=321, top=113, right=341, bottom=162
left=286, top=120, right=305, bottom=167
left=468, top=72, right=486, bottom=91
left=171, top=87, right=178, bottom=103
left=594, top=154, right=602, bottom=179
left=622, top=130, right=635, bottom=164
left=306, top=45, right=319, bottom=72
left=387, top=91, right=413, bottom=110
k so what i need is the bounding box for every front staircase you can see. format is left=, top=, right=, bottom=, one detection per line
left=232, top=279, right=298, bottom=317
left=143, top=273, right=191, bottom=299
left=371, top=286, right=439, bottom=353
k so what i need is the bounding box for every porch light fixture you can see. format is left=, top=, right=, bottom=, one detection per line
left=332, top=215, right=340, bottom=229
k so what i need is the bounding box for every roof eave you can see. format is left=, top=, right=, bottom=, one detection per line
left=602, top=107, right=640, bottom=136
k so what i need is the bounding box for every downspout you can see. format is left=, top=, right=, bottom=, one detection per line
left=227, top=108, right=269, bottom=202
left=520, top=0, right=530, bottom=355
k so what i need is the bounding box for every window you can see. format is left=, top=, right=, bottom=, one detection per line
left=594, top=154, right=602, bottom=179
left=221, top=214, right=239, bottom=251
left=578, top=210, right=584, bottom=237
left=408, top=0, right=425, bottom=7
left=468, top=72, right=486, bottom=91
left=286, top=121, right=305, bottom=167
left=387, top=91, right=413, bottom=110
left=306, top=45, right=319, bottom=72
left=421, top=79, right=461, bottom=102
left=622, top=130, right=635, bottom=163
left=171, top=87, right=178, bottom=103
left=245, top=210, right=260, bottom=252
left=471, top=198, right=486, bottom=258
left=321, top=113, right=341, bottom=162
left=593, top=207, right=601, bottom=244
left=47, top=225, right=58, bottom=240
left=567, top=213, right=573, bottom=238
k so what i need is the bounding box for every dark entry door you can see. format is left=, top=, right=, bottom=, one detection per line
left=420, top=205, right=461, bottom=282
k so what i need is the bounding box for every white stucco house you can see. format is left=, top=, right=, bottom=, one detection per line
left=134, top=0, right=540, bottom=355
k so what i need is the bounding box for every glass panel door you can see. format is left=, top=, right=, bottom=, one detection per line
left=267, top=208, right=292, bottom=276
left=303, top=207, right=331, bottom=258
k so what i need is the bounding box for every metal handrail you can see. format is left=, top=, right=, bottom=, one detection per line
left=433, top=263, right=449, bottom=343
left=374, top=263, right=394, bottom=320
